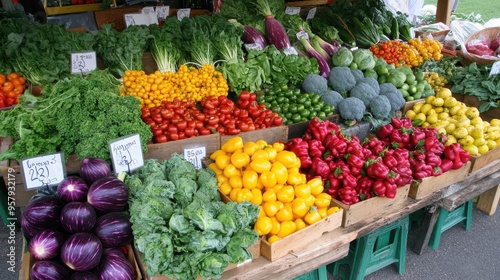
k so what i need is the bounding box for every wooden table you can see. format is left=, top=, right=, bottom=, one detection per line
left=218, top=158, right=500, bottom=279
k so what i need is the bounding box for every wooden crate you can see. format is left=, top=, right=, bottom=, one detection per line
left=469, top=146, right=500, bottom=173
left=134, top=239, right=260, bottom=280
left=220, top=126, right=288, bottom=147
left=403, top=99, right=425, bottom=114
left=144, top=133, right=221, bottom=162
left=409, top=161, right=472, bottom=199
left=462, top=94, right=500, bottom=120
left=260, top=209, right=343, bottom=262
left=19, top=243, right=141, bottom=280
left=331, top=184, right=410, bottom=227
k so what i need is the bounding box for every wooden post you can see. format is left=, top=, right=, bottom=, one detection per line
left=476, top=184, right=500, bottom=216
left=435, top=0, right=452, bottom=25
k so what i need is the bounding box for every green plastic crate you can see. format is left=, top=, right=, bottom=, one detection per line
left=293, top=265, right=328, bottom=280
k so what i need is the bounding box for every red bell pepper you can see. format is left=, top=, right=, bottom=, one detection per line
left=425, top=151, right=442, bottom=167
left=311, top=157, right=330, bottom=180
left=383, top=154, right=398, bottom=169
left=459, top=150, right=471, bottom=164
left=391, top=117, right=403, bottom=129
left=345, top=154, right=365, bottom=170
left=384, top=181, right=398, bottom=198
left=372, top=180, right=386, bottom=197
left=365, top=158, right=390, bottom=180
left=432, top=166, right=443, bottom=176
left=308, top=139, right=325, bottom=158
left=413, top=162, right=433, bottom=179
left=410, top=127, right=426, bottom=148
left=376, top=123, right=394, bottom=139
left=424, top=137, right=445, bottom=155
left=440, top=159, right=454, bottom=173
left=338, top=186, right=360, bottom=205
left=346, top=141, right=365, bottom=158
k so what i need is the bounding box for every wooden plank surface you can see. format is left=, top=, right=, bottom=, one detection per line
left=476, top=184, right=500, bottom=216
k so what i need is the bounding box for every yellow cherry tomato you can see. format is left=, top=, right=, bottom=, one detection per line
left=277, top=185, right=295, bottom=203
left=262, top=189, right=277, bottom=202
left=260, top=171, right=277, bottom=189
left=221, top=136, right=244, bottom=153
left=277, top=220, right=296, bottom=238
left=250, top=189, right=263, bottom=205
left=291, top=197, right=309, bottom=218
left=242, top=169, right=259, bottom=190
left=314, top=193, right=332, bottom=208
left=250, top=159, right=272, bottom=173
left=231, top=151, right=250, bottom=169
left=307, top=177, right=324, bottom=195
left=276, top=205, right=294, bottom=222
left=276, top=151, right=298, bottom=169
left=254, top=216, right=273, bottom=236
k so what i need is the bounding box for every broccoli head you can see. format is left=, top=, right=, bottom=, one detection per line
left=350, top=69, right=364, bottom=83
left=359, top=77, right=380, bottom=94
left=379, top=83, right=405, bottom=112
left=320, top=90, right=344, bottom=113
left=328, top=66, right=356, bottom=94
left=349, top=82, right=378, bottom=107
left=368, top=95, right=391, bottom=119
left=302, top=73, right=328, bottom=95
left=338, top=97, right=366, bottom=122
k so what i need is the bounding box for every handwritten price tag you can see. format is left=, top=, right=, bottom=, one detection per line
left=177, top=8, right=191, bottom=20
left=142, top=6, right=158, bottom=25
left=184, top=147, right=206, bottom=169
left=285, top=6, right=301, bottom=15
left=21, top=153, right=65, bottom=190
left=71, top=51, right=97, bottom=75
left=490, top=61, right=500, bottom=77
left=109, top=134, right=144, bottom=174
left=156, top=6, right=170, bottom=21
left=306, top=7, right=317, bottom=20
left=244, top=43, right=263, bottom=51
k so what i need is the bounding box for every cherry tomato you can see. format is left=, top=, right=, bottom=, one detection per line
left=2, top=82, right=14, bottom=93
left=6, top=72, right=19, bottom=81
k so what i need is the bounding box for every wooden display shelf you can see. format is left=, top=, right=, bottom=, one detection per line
left=43, top=0, right=117, bottom=16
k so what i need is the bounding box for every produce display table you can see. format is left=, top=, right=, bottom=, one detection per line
left=215, top=158, right=500, bottom=279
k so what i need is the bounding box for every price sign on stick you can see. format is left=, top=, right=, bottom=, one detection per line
left=177, top=8, right=191, bottom=20
left=306, top=7, right=317, bottom=20
left=244, top=43, right=263, bottom=51
left=109, top=134, right=144, bottom=174
left=71, top=51, right=97, bottom=75
left=296, top=30, right=309, bottom=40
left=156, top=6, right=170, bottom=21
left=285, top=6, right=301, bottom=15
left=490, top=61, right=500, bottom=77
left=184, top=147, right=206, bottom=169
left=21, top=153, right=65, bottom=190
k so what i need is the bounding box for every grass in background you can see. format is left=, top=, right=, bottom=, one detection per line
left=424, top=0, right=500, bottom=22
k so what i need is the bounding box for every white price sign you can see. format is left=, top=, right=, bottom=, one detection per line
left=244, top=43, right=263, bottom=51
left=306, top=7, right=317, bottom=20
left=283, top=47, right=298, bottom=56
left=109, top=134, right=144, bottom=174
left=184, top=147, right=206, bottom=169
left=156, top=6, right=170, bottom=21
left=285, top=6, right=301, bottom=15
left=71, top=51, right=97, bottom=75
left=21, top=153, right=65, bottom=190
left=296, top=30, right=309, bottom=40
left=142, top=7, right=158, bottom=25
left=177, top=8, right=191, bottom=20
left=490, top=61, right=500, bottom=77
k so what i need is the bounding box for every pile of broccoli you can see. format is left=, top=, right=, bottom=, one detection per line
left=302, top=66, right=405, bottom=126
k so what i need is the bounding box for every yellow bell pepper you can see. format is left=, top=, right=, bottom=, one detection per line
left=235, top=188, right=253, bottom=203
left=254, top=216, right=273, bottom=236
left=327, top=206, right=340, bottom=216
left=229, top=175, right=243, bottom=189
left=276, top=151, right=298, bottom=169
left=304, top=207, right=322, bottom=225
left=276, top=205, right=294, bottom=222
left=291, top=197, right=309, bottom=218
left=243, top=141, right=261, bottom=156
left=229, top=187, right=241, bottom=201
left=277, top=185, right=294, bottom=203
left=314, top=193, right=332, bottom=208
left=277, top=220, right=296, bottom=238
left=271, top=161, right=288, bottom=185
left=264, top=146, right=277, bottom=162
left=251, top=149, right=270, bottom=161
left=218, top=182, right=232, bottom=196
left=231, top=151, right=250, bottom=169
left=210, top=150, right=227, bottom=161
left=272, top=142, right=285, bottom=152
left=250, top=189, right=263, bottom=205
left=260, top=171, right=277, bottom=189
left=262, top=189, right=277, bottom=202
left=242, top=169, right=258, bottom=190
left=215, top=154, right=231, bottom=170
left=221, top=136, right=244, bottom=153
left=304, top=194, right=316, bottom=207
left=267, top=235, right=280, bottom=244
left=287, top=171, right=303, bottom=186
left=269, top=217, right=281, bottom=235
left=208, top=162, right=223, bottom=175
left=262, top=201, right=280, bottom=217
left=307, top=177, right=324, bottom=195
left=249, top=159, right=272, bottom=173
left=317, top=207, right=328, bottom=218
left=256, top=139, right=268, bottom=149
left=294, top=218, right=307, bottom=231
left=294, top=184, right=311, bottom=198
left=223, top=163, right=240, bottom=178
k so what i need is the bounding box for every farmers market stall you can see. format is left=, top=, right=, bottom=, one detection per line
left=1, top=0, right=500, bottom=279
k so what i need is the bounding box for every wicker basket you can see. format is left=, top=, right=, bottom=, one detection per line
left=461, top=27, right=500, bottom=65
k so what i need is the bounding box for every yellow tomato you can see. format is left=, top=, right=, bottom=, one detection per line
left=254, top=216, right=273, bottom=236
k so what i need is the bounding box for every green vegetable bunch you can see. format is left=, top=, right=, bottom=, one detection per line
left=0, top=69, right=152, bottom=162
left=126, top=154, right=259, bottom=280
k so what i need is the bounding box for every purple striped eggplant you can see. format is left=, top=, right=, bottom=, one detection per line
left=96, top=249, right=135, bottom=280
left=79, top=157, right=112, bottom=185
left=94, top=212, right=132, bottom=248
left=61, top=232, right=103, bottom=271
left=30, top=260, right=71, bottom=280
left=242, top=25, right=267, bottom=50
left=57, top=176, right=89, bottom=202
left=29, top=229, right=64, bottom=260
left=60, top=202, right=97, bottom=233
left=70, top=271, right=99, bottom=280
left=22, top=196, right=63, bottom=235
left=87, top=177, right=129, bottom=213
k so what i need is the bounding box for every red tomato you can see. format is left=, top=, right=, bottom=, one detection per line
left=167, top=125, right=178, bottom=135
left=161, top=108, right=174, bottom=119
left=6, top=72, right=19, bottom=81
left=238, top=122, right=250, bottom=132
left=0, top=74, right=6, bottom=85
left=141, top=107, right=151, bottom=118
left=178, top=131, right=186, bottom=139
left=239, top=91, right=250, bottom=101
left=185, top=127, right=197, bottom=137
left=2, top=82, right=14, bottom=93
left=207, top=116, right=219, bottom=126
left=177, top=120, right=187, bottom=130
left=199, top=128, right=211, bottom=135
left=5, top=97, right=15, bottom=106
left=273, top=116, right=283, bottom=126
left=0, top=99, right=5, bottom=108
left=169, top=133, right=179, bottom=141
left=227, top=128, right=241, bottom=135
left=154, top=135, right=168, bottom=143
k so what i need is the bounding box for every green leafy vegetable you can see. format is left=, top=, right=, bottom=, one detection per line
left=149, top=17, right=184, bottom=73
